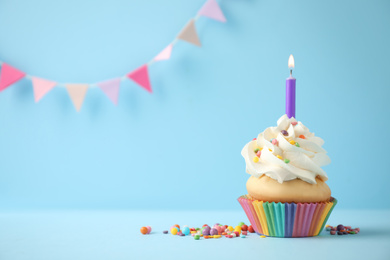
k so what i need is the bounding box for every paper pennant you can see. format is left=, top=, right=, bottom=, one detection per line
left=154, top=44, right=173, bottom=61
left=127, top=65, right=152, bottom=93
left=177, top=19, right=201, bottom=47
left=198, top=0, right=226, bottom=22
left=97, top=78, right=121, bottom=105
left=0, top=63, right=26, bottom=91
left=31, top=77, right=56, bottom=102
left=66, top=84, right=89, bottom=111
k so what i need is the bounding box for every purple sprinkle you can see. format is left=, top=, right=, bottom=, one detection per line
left=281, top=130, right=288, bottom=136
left=337, top=225, right=344, bottom=231
left=337, top=231, right=343, bottom=235
left=163, top=230, right=168, bottom=234
left=210, top=228, right=218, bottom=236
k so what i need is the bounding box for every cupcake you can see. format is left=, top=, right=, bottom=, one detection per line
left=238, top=115, right=337, bottom=237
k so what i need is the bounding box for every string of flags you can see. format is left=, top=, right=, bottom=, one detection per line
left=0, top=0, right=226, bottom=112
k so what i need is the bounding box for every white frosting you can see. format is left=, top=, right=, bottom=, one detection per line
left=241, top=115, right=330, bottom=184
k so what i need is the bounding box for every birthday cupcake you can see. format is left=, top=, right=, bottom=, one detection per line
left=238, top=115, right=337, bottom=237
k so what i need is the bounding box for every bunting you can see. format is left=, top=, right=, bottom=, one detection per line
left=154, top=44, right=173, bottom=61
left=0, top=0, right=227, bottom=111
left=127, top=65, right=152, bottom=93
left=31, top=77, right=57, bottom=102
left=177, top=19, right=201, bottom=47
left=97, top=78, right=121, bottom=105
left=0, top=63, right=26, bottom=91
left=66, top=84, right=89, bottom=112
left=198, top=0, right=226, bottom=22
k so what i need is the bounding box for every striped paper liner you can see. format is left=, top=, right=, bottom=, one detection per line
left=238, top=195, right=337, bottom=237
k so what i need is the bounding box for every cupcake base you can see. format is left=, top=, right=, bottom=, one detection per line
left=238, top=195, right=337, bottom=237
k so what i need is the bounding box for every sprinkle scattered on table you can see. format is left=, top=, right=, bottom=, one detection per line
left=325, top=224, right=360, bottom=235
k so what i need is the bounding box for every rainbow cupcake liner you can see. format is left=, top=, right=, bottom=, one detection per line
left=238, top=195, right=337, bottom=237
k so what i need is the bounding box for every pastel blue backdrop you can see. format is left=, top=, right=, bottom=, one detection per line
left=0, top=0, right=389, bottom=210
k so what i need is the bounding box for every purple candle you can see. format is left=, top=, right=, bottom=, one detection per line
left=286, top=55, right=296, bottom=118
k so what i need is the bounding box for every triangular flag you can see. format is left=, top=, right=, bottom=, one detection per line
left=127, top=65, right=152, bottom=93
left=65, top=84, right=89, bottom=112
left=177, top=19, right=201, bottom=47
left=0, top=63, right=26, bottom=91
left=31, top=77, right=57, bottom=102
left=154, top=44, right=173, bottom=61
left=97, top=78, right=121, bottom=105
left=198, top=0, right=226, bottom=22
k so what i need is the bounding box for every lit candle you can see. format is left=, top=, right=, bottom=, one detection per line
left=286, top=54, right=296, bottom=118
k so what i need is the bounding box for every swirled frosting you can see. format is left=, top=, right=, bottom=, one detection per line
left=241, top=115, right=330, bottom=184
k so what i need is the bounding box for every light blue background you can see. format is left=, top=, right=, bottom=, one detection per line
left=0, top=0, right=389, bottom=210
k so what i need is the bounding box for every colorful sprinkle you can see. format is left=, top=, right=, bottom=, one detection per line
left=140, top=227, right=148, bottom=235
left=289, top=140, right=296, bottom=145
left=276, top=155, right=283, bottom=160
left=254, top=148, right=260, bottom=153
left=240, top=234, right=246, bottom=238
left=248, top=225, right=255, bottom=233
left=194, top=235, right=200, bottom=240
left=253, top=157, right=259, bottom=163
left=146, top=226, right=152, bottom=234
left=253, top=138, right=257, bottom=141
left=295, top=142, right=300, bottom=147
left=271, top=139, right=278, bottom=145
left=241, top=224, right=248, bottom=231
left=260, top=235, right=266, bottom=238
left=171, top=228, right=178, bottom=235
left=281, top=130, right=288, bottom=136
left=163, top=230, right=168, bottom=234
left=284, top=159, right=290, bottom=164
left=291, top=121, right=298, bottom=126
left=299, top=135, right=306, bottom=139
left=256, top=151, right=261, bottom=157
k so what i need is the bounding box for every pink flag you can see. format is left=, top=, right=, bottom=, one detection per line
left=177, top=19, right=201, bottom=47
left=97, top=78, right=121, bottom=105
left=31, top=77, right=56, bottom=102
left=66, top=84, right=89, bottom=112
left=0, top=63, right=26, bottom=91
left=127, top=65, right=152, bottom=93
left=154, top=44, right=173, bottom=61
left=198, top=0, right=226, bottom=22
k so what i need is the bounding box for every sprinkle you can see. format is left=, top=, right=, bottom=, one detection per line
left=240, top=234, right=246, bottom=238
left=256, top=151, right=261, bottom=157
left=194, top=235, right=200, bottom=240
left=260, top=235, right=266, bottom=238
left=268, top=148, right=272, bottom=152
left=330, top=230, right=336, bottom=235
left=289, top=140, right=296, bottom=145
left=140, top=227, right=148, bottom=235
left=253, top=138, right=257, bottom=141
left=284, top=159, right=290, bottom=164
left=253, top=157, right=259, bottom=163
left=254, top=148, right=259, bottom=153
left=271, top=139, right=278, bottom=145
left=299, top=135, right=306, bottom=139
left=295, top=142, right=300, bottom=147
left=163, top=230, right=168, bottom=234
left=291, top=121, right=298, bottom=126
left=276, top=155, right=283, bottom=160
left=281, top=130, right=288, bottom=136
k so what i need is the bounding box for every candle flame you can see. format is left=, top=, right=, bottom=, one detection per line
left=288, top=55, right=295, bottom=69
